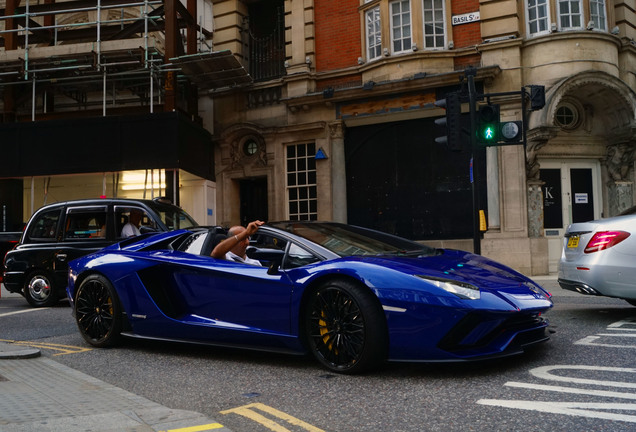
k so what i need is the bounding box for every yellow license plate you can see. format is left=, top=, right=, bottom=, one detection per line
left=567, top=236, right=579, bottom=248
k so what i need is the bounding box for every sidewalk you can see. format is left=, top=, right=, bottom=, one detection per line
left=0, top=285, right=233, bottom=432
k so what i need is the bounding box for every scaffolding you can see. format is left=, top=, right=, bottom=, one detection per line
left=0, top=0, right=214, bottom=121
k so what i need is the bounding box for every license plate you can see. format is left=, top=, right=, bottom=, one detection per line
left=567, top=236, right=579, bottom=248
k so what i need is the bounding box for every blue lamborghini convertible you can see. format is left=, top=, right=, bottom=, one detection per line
left=67, top=222, right=553, bottom=374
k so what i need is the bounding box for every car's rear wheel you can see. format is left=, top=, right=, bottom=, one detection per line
left=305, top=279, right=388, bottom=374
left=24, top=271, right=59, bottom=307
left=75, top=274, right=123, bottom=348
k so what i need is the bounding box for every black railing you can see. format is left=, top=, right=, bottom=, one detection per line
left=244, top=7, right=286, bottom=82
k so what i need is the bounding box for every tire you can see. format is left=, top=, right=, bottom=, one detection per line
left=74, top=274, right=123, bottom=348
left=305, top=279, right=388, bottom=374
left=24, top=271, right=59, bottom=307
left=625, top=299, right=636, bottom=307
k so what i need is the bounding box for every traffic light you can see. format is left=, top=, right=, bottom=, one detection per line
left=500, top=120, right=523, bottom=143
left=529, top=85, right=545, bottom=110
left=434, top=92, right=462, bottom=151
left=477, top=104, right=500, bottom=145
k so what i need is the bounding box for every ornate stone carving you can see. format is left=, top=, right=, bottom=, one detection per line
left=605, top=142, right=635, bottom=182
left=525, top=127, right=558, bottom=180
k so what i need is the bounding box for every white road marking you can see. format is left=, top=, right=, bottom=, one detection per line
left=477, top=400, right=636, bottom=423
left=530, top=365, right=636, bottom=389
left=504, top=381, right=636, bottom=399
left=575, top=336, right=636, bottom=349
left=0, top=308, right=49, bottom=318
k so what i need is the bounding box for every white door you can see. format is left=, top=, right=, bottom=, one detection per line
left=539, top=160, right=602, bottom=273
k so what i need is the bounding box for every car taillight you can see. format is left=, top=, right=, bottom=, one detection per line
left=584, top=231, right=630, bottom=253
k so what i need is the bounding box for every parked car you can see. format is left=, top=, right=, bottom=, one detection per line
left=67, top=222, right=553, bottom=374
left=3, top=198, right=197, bottom=307
left=559, top=213, right=636, bottom=305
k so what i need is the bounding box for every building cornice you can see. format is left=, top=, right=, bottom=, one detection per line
left=281, top=65, right=501, bottom=111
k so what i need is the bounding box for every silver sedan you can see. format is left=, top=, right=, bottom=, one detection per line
left=558, top=213, right=636, bottom=306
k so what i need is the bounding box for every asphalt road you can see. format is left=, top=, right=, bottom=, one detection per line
left=2, top=278, right=636, bottom=432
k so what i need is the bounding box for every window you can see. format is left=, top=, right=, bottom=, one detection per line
left=554, top=102, right=581, bottom=129
left=422, top=0, right=445, bottom=49
left=527, top=0, right=550, bottom=35
left=64, top=208, right=108, bottom=240
left=28, top=209, right=61, bottom=240
left=558, top=0, right=582, bottom=29
left=114, top=206, right=155, bottom=239
left=589, top=0, right=606, bottom=30
left=366, top=6, right=382, bottom=60
left=391, top=0, right=412, bottom=53
left=286, top=143, right=318, bottom=221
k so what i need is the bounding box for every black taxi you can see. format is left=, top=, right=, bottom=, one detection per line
left=2, top=198, right=198, bottom=307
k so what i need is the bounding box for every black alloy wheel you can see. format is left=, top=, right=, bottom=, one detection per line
left=75, top=274, right=123, bottom=348
left=306, top=279, right=388, bottom=374
left=24, top=271, right=59, bottom=307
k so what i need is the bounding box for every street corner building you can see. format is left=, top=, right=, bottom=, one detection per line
left=0, top=0, right=635, bottom=276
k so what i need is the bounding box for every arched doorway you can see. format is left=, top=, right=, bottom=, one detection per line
left=527, top=71, right=636, bottom=272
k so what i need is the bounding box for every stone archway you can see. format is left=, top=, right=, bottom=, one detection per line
left=526, top=70, right=636, bottom=239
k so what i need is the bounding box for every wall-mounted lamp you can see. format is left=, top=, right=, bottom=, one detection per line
left=305, top=56, right=312, bottom=64
left=587, top=20, right=594, bottom=30
left=383, top=48, right=390, bottom=56
left=411, top=44, right=418, bottom=51
left=357, top=57, right=365, bottom=65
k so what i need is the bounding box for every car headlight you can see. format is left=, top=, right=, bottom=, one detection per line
left=417, top=275, right=481, bottom=300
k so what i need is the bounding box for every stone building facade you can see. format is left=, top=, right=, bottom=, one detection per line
left=209, top=0, right=636, bottom=275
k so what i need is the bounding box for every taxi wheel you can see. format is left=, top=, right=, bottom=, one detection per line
left=305, top=279, right=388, bottom=374
left=75, top=274, right=123, bottom=348
left=24, top=271, right=59, bottom=307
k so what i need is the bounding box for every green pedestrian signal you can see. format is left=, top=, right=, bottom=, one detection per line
left=477, top=104, right=500, bottom=144
left=483, top=126, right=495, bottom=140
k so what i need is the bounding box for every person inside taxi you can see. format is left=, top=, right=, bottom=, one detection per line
left=121, top=209, right=143, bottom=237
left=211, top=220, right=265, bottom=265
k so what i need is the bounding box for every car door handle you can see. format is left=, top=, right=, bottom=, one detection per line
left=56, top=253, right=67, bottom=261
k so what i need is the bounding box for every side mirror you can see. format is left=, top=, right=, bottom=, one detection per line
left=246, top=246, right=285, bottom=274
left=140, top=225, right=158, bottom=234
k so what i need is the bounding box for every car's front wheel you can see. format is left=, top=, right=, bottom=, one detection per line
left=24, top=271, right=59, bottom=307
left=305, top=279, right=388, bottom=374
left=75, top=274, right=123, bottom=348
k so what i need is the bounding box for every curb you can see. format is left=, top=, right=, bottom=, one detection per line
left=0, top=342, right=41, bottom=359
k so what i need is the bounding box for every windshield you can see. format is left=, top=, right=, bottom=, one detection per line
left=270, top=222, right=437, bottom=257
left=146, top=202, right=198, bottom=230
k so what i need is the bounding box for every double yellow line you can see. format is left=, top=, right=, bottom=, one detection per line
left=0, top=339, right=92, bottom=356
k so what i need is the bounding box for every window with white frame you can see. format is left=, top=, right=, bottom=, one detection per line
left=422, top=0, right=445, bottom=49
left=589, top=0, right=607, bottom=30
left=527, top=0, right=550, bottom=35
left=366, top=6, right=382, bottom=60
left=391, top=0, right=412, bottom=53
left=558, top=0, right=582, bottom=29
left=287, top=143, right=317, bottom=221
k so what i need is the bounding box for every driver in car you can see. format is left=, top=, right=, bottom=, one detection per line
left=211, top=220, right=265, bottom=265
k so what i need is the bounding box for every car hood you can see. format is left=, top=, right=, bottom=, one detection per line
left=339, top=249, right=552, bottom=307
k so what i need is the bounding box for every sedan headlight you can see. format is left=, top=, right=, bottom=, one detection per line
left=417, top=275, right=481, bottom=300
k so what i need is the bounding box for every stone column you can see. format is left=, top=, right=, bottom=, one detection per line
left=525, top=127, right=557, bottom=237
left=605, top=142, right=635, bottom=215
left=527, top=179, right=544, bottom=238
left=329, top=122, right=347, bottom=223
left=608, top=181, right=633, bottom=215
